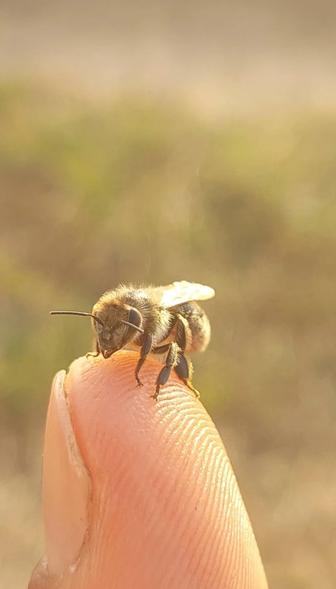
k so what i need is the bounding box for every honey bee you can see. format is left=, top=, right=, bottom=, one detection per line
left=51, top=281, right=215, bottom=400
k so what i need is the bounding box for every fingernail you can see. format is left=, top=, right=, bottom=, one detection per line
left=39, top=369, right=91, bottom=577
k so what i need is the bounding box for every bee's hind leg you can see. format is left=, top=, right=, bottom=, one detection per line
left=173, top=316, right=200, bottom=399
left=152, top=342, right=180, bottom=401
left=151, top=320, right=199, bottom=400
left=175, top=354, right=200, bottom=399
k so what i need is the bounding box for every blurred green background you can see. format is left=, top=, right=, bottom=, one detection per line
left=1, top=2, right=336, bottom=588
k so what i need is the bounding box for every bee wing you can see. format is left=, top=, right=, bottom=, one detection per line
left=152, top=281, right=215, bottom=308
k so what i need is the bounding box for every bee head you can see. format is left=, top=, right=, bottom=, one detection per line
left=50, top=304, right=143, bottom=359
left=92, top=302, right=143, bottom=358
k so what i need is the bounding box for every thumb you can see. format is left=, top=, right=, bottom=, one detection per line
left=29, top=352, right=268, bottom=589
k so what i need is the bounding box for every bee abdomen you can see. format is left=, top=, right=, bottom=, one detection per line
left=173, top=302, right=211, bottom=353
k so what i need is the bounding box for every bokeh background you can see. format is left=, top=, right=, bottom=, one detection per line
left=1, top=2, right=336, bottom=588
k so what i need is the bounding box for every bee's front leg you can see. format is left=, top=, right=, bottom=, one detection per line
left=86, top=339, right=100, bottom=359
left=135, top=333, right=153, bottom=386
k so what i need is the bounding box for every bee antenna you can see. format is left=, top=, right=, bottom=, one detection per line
left=120, top=319, right=144, bottom=334
left=49, top=311, right=105, bottom=327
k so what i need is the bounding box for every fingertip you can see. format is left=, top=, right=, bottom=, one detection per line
left=31, top=352, right=268, bottom=588
left=65, top=352, right=267, bottom=588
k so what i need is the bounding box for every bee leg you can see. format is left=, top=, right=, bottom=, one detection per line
left=135, top=333, right=153, bottom=387
left=152, top=342, right=180, bottom=401
left=174, top=316, right=199, bottom=398
left=175, top=353, right=200, bottom=399
left=175, top=313, right=189, bottom=352
left=86, top=340, right=100, bottom=359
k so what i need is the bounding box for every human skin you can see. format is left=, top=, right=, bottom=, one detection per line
left=29, top=351, right=268, bottom=589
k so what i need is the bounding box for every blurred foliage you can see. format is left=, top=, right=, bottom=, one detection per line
left=1, top=81, right=336, bottom=587
left=1, top=82, right=336, bottom=418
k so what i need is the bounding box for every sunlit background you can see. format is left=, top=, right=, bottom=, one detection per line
left=1, top=2, right=336, bottom=588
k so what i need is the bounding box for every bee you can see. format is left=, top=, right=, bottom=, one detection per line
left=50, top=281, right=215, bottom=400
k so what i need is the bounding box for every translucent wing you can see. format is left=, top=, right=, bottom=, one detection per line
left=152, top=281, right=215, bottom=308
